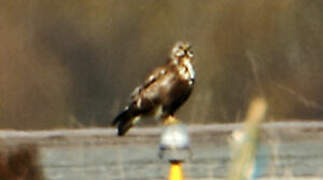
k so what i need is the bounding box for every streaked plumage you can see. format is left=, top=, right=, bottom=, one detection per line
left=112, top=41, right=195, bottom=136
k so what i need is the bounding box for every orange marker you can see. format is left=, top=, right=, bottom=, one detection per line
left=169, top=162, right=183, bottom=180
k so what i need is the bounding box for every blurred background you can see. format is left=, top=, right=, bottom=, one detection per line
left=0, top=0, right=322, bottom=129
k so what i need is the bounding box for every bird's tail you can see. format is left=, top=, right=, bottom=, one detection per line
left=112, top=108, right=135, bottom=136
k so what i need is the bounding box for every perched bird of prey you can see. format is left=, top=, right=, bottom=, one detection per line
left=112, top=41, right=195, bottom=136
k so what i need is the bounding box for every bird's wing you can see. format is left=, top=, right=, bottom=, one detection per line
left=130, top=66, right=167, bottom=100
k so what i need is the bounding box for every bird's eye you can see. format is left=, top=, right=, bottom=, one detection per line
left=176, top=50, right=185, bottom=57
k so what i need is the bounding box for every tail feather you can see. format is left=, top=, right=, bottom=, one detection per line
left=112, top=109, right=134, bottom=136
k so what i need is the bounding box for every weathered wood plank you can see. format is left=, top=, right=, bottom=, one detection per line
left=1, top=122, right=323, bottom=179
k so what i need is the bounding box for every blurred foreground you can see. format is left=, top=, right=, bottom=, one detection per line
left=1, top=122, right=323, bottom=180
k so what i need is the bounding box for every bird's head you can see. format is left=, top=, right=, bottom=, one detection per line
left=170, top=41, right=194, bottom=63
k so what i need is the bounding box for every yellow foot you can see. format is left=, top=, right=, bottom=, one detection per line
left=163, top=116, right=180, bottom=125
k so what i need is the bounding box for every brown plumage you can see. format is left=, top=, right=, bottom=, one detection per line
left=112, top=41, right=195, bottom=136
